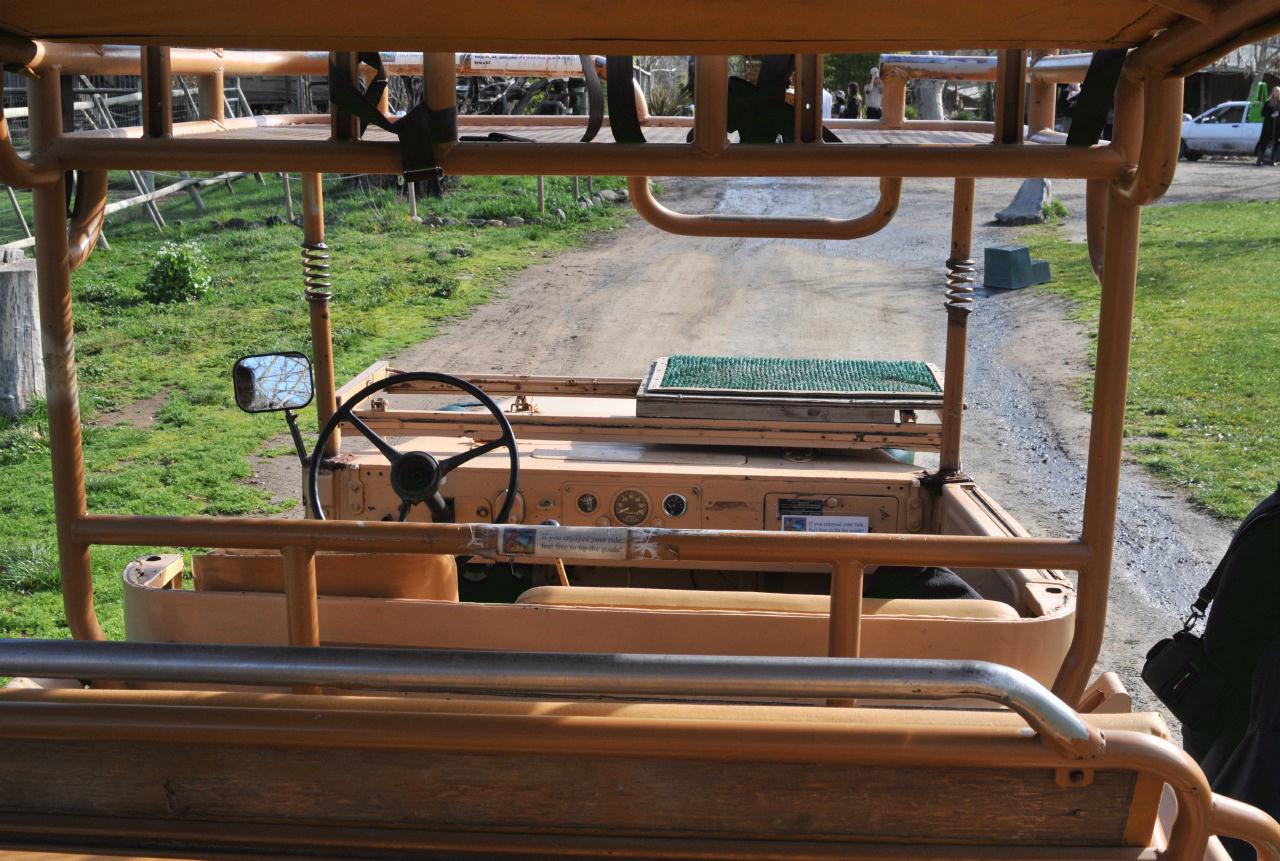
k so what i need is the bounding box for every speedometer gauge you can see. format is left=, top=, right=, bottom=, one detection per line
left=612, top=489, right=650, bottom=525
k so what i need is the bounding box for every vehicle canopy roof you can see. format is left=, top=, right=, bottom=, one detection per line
left=0, top=0, right=1184, bottom=52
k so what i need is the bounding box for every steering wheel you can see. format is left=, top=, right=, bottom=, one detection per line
left=307, top=371, right=520, bottom=524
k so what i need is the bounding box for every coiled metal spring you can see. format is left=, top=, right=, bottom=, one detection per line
left=944, top=255, right=976, bottom=313
left=302, top=241, right=331, bottom=297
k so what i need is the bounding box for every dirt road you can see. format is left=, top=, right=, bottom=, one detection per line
left=393, top=160, right=1280, bottom=713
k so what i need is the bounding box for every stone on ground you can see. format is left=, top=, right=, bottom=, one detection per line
left=994, top=178, right=1051, bottom=226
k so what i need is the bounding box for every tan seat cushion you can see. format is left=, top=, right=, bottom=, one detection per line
left=193, top=549, right=458, bottom=600
left=517, top=585, right=1019, bottom=620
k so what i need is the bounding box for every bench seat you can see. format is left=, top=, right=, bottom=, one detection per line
left=517, top=585, right=1021, bottom=620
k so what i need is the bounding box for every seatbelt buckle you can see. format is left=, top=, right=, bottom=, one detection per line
left=397, top=120, right=443, bottom=182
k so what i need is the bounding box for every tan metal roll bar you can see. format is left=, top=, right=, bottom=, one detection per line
left=6, top=0, right=1279, bottom=709
left=67, top=170, right=108, bottom=272
left=0, top=76, right=58, bottom=188
left=0, top=41, right=604, bottom=80
left=627, top=176, right=902, bottom=239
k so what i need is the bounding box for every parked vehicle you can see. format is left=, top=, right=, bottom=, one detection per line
left=1, top=4, right=1280, bottom=859
left=1181, top=100, right=1264, bottom=160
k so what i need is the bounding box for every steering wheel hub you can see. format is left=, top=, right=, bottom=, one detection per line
left=390, top=451, right=442, bottom=501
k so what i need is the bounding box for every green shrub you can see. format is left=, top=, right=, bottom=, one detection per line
left=1042, top=198, right=1070, bottom=222
left=904, top=105, right=920, bottom=120
left=952, top=109, right=977, bottom=121
left=142, top=241, right=211, bottom=303
left=646, top=83, right=687, bottom=117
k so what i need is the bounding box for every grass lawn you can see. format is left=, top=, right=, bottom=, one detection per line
left=1026, top=199, right=1280, bottom=520
left=0, top=172, right=627, bottom=639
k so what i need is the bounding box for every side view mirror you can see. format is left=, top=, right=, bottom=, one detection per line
left=232, top=352, right=314, bottom=413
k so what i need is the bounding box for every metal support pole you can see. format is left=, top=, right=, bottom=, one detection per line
left=1028, top=50, right=1057, bottom=135
left=5, top=186, right=30, bottom=238
left=140, top=46, right=173, bottom=139
left=197, top=70, right=225, bottom=123
left=406, top=180, right=418, bottom=219
left=1052, top=184, right=1141, bottom=705
left=573, top=176, right=580, bottom=198
left=302, top=173, right=339, bottom=461
left=85, top=81, right=165, bottom=231
left=330, top=53, right=360, bottom=141
left=797, top=54, right=823, bottom=143
left=827, top=561, right=864, bottom=656
left=171, top=76, right=208, bottom=212
left=939, top=177, right=976, bottom=476
left=536, top=176, right=545, bottom=215
left=29, top=71, right=104, bottom=641
left=694, top=56, right=729, bottom=156
left=282, top=546, right=321, bottom=648
left=282, top=172, right=295, bottom=223
left=995, top=49, right=1028, bottom=145
left=827, top=560, right=865, bottom=708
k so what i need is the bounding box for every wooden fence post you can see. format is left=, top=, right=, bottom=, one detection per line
left=0, top=253, right=44, bottom=418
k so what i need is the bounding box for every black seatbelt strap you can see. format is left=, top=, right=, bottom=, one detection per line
left=459, top=131, right=535, bottom=143
left=1066, top=48, right=1128, bottom=148
left=605, top=56, right=646, bottom=144
left=1182, top=498, right=1280, bottom=630
left=328, top=52, right=457, bottom=182
left=580, top=55, right=604, bottom=143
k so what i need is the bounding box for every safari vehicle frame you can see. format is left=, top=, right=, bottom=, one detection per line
left=1, top=2, right=1280, bottom=859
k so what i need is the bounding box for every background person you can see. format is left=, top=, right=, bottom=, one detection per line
left=1256, top=86, right=1280, bottom=166
left=843, top=81, right=864, bottom=118
left=866, top=67, right=884, bottom=120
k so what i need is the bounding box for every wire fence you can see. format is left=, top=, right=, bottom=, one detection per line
left=0, top=74, right=607, bottom=249
left=1, top=74, right=304, bottom=247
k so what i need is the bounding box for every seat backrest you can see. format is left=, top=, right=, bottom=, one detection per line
left=517, top=585, right=1021, bottom=620
left=193, top=549, right=458, bottom=600
left=0, top=687, right=1171, bottom=857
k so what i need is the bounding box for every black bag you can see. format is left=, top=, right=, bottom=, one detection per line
left=1143, top=484, right=1280, bottom=731
left=1143, top=629, right=1233, bottom=729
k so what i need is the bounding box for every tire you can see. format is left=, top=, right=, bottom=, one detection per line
left=1180, top=139, right=1202, bottom=161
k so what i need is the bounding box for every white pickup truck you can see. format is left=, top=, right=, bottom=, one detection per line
left=1180, top=100, right=1267, bottom=160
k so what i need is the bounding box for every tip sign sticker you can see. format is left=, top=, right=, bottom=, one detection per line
left=780, top=515, right=869, bottom=534
left=499, top=526, right=629, bottom=559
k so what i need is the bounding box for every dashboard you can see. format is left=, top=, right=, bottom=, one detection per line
left=326, top=438, right=927, bottom=535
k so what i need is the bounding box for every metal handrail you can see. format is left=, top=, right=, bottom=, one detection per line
left=0, top=639, right=1099, bottom=756
left=627, top=175, right=902, bottom=239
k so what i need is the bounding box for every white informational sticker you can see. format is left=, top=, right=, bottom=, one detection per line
left=498, top=526, right=629, bottom=559
left=780, top=515, right=870, bottom=534
left=464, top=53, right=582, bottom=76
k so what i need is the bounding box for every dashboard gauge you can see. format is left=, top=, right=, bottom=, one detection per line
left=577, top=492, right=599, bottom=514
left=612, top=489, right=650, bottom=525
left=662, top=493, right=688, bottom=518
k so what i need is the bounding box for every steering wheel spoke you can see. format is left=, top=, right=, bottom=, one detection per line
left=396, top=498, right=415, bottom=523
left=440, top=438, right=507, bottom=475
left=307, top=372, right=520, bottom=525
left=345, top=411, right=403, bottom=464
left=425, top=492, right=451, bottom=522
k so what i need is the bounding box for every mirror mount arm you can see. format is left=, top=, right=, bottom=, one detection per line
left=284, top=410, right=310, bottom=470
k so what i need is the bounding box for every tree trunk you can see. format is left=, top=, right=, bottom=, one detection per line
left=915, top=78, right=945, bottom=120
left=0, top=255, right=44, bottom=419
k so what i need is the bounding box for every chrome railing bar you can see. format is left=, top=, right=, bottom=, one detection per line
left=0, top=640, right=1094, bottom=754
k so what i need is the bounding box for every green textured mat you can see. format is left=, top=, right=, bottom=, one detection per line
left=655, top=355, right=941, bottom=395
